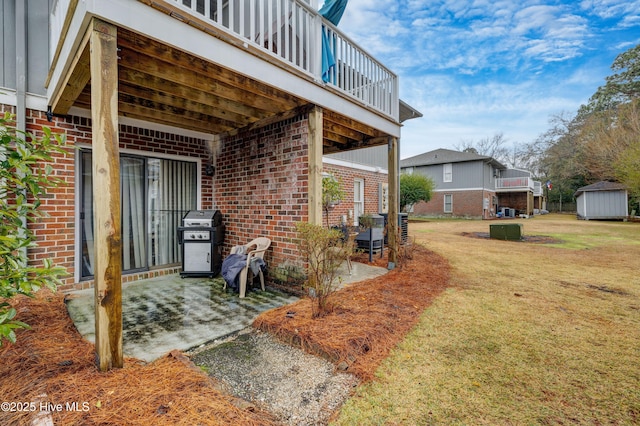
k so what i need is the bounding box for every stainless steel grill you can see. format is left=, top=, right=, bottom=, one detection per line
left=178, top=210, right=225, bottom=277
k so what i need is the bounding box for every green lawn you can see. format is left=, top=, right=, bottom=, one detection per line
left=335, top=214, right=640, bottom=425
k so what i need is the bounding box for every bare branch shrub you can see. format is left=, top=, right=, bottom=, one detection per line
left=295, top=222, right=350, bottom=318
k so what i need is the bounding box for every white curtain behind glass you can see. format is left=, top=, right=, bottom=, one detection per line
left=81, top=152, right=197, bottom=279
left=149, top=159, right=196, bottom=267
left=81, top=153, right=94, bottom=277
left=121, top=157, right=146, bottom=270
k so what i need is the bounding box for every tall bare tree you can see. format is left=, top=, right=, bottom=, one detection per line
left=455, top=132, right=512, bottom=165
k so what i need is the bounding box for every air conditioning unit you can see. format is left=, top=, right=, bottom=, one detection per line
left=500, top=207, right=515, bottom=218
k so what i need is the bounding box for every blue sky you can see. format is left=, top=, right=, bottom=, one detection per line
left=324, top=0, right=640, bottom=159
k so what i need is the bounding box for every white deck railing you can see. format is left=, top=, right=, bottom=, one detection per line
left=49, top=0, right=72, bottom=67
left=533, top=181, right=543, bottom=196
left=49, top=0, right=399, bottom=118
left=169, top=0, right=398, bottom=118
left=496, top=177, right=535, bottom=192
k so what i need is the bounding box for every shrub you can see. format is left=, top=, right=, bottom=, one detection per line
left=0, top=112, right=67, bottom=346
left=322, top=174, right=345, bottom=228
left=295, top=222, right=350, bottom=318
left=400, top=173, right=435, bottom=212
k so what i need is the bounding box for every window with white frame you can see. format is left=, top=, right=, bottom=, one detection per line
left=443, top=163, right=452, bottom=182
left=353, top=179, right=364, bottom=225
left=78, top=150, right=198, bottom=280
left=444, top=194, right=453, bottom=213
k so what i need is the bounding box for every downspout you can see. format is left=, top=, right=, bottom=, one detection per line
left=483, top=160, right=487, bottom=219
left=15, top=0, right=28, bottom=259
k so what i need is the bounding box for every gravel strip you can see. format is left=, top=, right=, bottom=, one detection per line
left=190, top=329, right=359, bottom=425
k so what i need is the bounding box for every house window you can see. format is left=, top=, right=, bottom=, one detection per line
left=79, top=150, right=198, bottom=280
left=353, top=179, right=364, bottom=225
left=444, top=194, right=453, bottom=213
left=443, top=163, right=452, bottom=182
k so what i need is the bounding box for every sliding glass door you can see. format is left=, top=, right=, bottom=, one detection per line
left=80, top=151, right=197, bottom=280
left=148, top=158, right=197, bottom=267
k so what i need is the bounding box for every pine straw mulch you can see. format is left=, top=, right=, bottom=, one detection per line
left=0, top=291, right=279, bottom=426
left=253, top=244, right=450, bottom=381
left=0, top=244, right=450, bottom=425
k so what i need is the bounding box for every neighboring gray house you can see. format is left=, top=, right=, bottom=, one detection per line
left=575, top=181, right=629, bottom=220
left=400, top=149, right=543, bottom=219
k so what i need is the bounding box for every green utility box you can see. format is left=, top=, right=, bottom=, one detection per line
left=490, top=223, right=523, bottom=241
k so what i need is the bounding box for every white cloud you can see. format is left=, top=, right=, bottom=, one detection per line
left=329, top=0, right=640, bottom=158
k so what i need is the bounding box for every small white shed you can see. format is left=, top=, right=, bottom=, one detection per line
left=574, top=181, right=628, bottom=220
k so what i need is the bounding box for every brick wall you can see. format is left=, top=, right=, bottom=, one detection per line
left=413, top=190, right=496, bottom=218
left=322, top=163, right=388, bottom=227
left=24, top=110, right=79, bottom=292
left=214, top=112, right=310, bottom=279
left=9, top=106, right=373, bottom=291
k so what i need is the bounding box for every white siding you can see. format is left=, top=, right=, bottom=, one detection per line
left=578, top=190, right=628, bottom=219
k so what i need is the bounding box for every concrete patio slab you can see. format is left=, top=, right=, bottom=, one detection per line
left=66, top=275, right=298, bottom=362
left=66, top=262, right=388, bottom=363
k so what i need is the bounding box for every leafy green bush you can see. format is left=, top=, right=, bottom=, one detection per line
left=400, top=173, right=435, bottom=212
left=0, top=111, right=67, bottom=346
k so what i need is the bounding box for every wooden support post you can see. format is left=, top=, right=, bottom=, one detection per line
left=308, top=106, right=323, bottom=226
left=387, top=136, right=399, bottom=267
left=90, top=19, right=123, bottom=371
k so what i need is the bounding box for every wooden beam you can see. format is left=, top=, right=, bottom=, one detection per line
left=322, top=129, right=350, bottom=147
left=117, top=100, right=234, bottom=134
left=387, top=136, right=399, bottom=267
left=90, top=18, right=123, bottom=371
left=118, top=92, right=238, bottom=129
left=308, top=106, right=323, bottom=226
left=117, top=54, right=289, bottom=116
left=220, top=105, right=313, bottom=139
left=323, top=120, right=365, bottom=141
left=118, top=68, right=272, bottom=121
left=74, top=88, right=236, bottom=134
left=45, top=0, right=79, bottom=88
left=50, top=28, right=91, bottom=115
left=118, top=82, right=255, bottom=126
left=116, top=43, right=300, bottom=114
left=117, top=30, right=304, bottom=107
left=324, top=109, right=381, bottom=138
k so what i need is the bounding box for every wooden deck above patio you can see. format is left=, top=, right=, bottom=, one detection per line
left=47, top=0, right=399, bottom=153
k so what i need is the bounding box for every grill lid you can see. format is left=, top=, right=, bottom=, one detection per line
left=182, top=210, right=218, bottom=227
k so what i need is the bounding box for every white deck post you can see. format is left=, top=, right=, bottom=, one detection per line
left=388, top=136, right=399, bottom=267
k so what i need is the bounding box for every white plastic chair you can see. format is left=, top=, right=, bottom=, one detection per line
left=231, top=237, right=271, bottom=298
